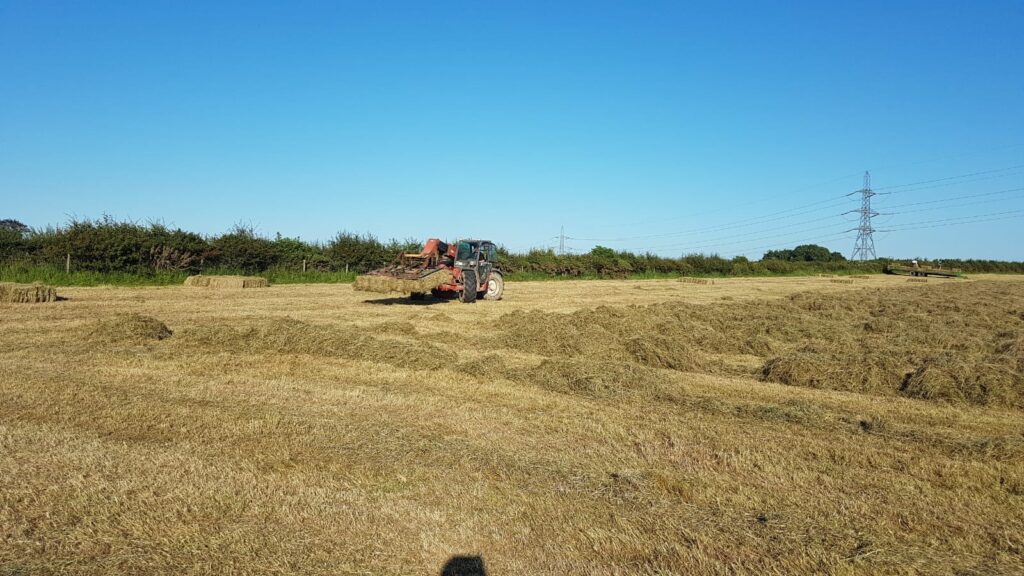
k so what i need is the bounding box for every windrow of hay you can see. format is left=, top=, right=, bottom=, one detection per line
left=353, top=269, right=453, bottom=294
left=0, top=282, right=59, bottom=303
left=184, top=275, right=269, bottom=288
left=88, top=313, right=172, bottom=343
left=850, top=275, right=871, bottom=279
left=899, top=355, right=1021, bottom=407
left=496, top=281, right=1024, bottom=409
left=178, top=317, right=447, bottom=371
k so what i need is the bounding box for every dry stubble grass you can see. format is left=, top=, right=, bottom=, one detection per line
left=1, top=274, right=1023, bottom=575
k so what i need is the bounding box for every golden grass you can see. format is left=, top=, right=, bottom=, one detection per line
left=184, top=275, right=269, bottom=288
left=1, top=275, right=1023, bottom=574
left=353, top=269, right=454, bottom=294
left=0, top=282, right=58, bottom=303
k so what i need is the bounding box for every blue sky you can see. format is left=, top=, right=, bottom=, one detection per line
left=2, top=1, right=1022, bottom=259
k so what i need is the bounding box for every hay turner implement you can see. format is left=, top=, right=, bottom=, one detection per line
left=354, top=238, right=504, bottom=303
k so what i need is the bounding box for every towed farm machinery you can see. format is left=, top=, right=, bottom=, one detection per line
left=353, top=238, right=504, bottom=303
left=884, top=262, right=963, bottom=278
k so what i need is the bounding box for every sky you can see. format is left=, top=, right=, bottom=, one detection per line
left=2, top=1, right=1022, bottom=260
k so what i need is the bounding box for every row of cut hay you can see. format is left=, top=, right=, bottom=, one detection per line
left=184, top=275, right=269, bottom=288
left=494, top=280, right=1024, bottom=409
left=0, top=282, right=59, bottom=303
left=88, top=313, right=173, bottom=343
left=907, top=278, right=928, bottom=283
left=850, top=275, right=871, bottom=279
left=353, top=269, right=453, bottom=294
left=829, top=278, right=855, bottom=284
left=677, top=277, right=713, bottom=285
left=179, top=317, right=449, bottom=371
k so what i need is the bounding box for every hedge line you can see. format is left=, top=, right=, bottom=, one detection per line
left=2, top=217, right=1022, bottom=278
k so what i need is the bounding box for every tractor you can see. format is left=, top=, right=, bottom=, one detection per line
left=353, top=238, right=504, bottom=303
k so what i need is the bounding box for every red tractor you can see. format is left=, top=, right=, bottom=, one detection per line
left=353, top=238, right=504, bottom=303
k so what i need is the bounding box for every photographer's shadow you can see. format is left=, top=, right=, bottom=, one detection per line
left=441, top=555, right=486, bottom=576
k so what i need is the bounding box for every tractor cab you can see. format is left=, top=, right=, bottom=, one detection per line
left=453, top=240, right=503, bottom=302
left=455, top=240, right=497, bottom=268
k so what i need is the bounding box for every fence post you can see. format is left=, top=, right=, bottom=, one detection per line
left=65, top=253, right=70, bottom=274
left=302, top=259, right=307, bottom=272
left=345, top=263, right=349, bottom=273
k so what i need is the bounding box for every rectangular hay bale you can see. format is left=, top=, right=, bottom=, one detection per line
left=353, top=269, right=454, bottom=294
left=677, top=277, right=712, bottom=285
left=0, top=282, right=59, bottom=303
left=184, top=275, right=269, bottom=288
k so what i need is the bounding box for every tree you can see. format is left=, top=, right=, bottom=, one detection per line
left=0, top=219, right=30, bottom=236
left=762, top=244, right=842, bottom=262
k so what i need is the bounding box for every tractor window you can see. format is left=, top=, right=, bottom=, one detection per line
left=456, top=241, right=474, bottom=261
left=487, top=245, right=497, bottom=262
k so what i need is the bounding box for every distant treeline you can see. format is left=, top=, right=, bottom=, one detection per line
left=2, top=217, right=1022, bottom=279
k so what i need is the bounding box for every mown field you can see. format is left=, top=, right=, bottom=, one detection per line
left=2, top=275, right=1022, bottom=575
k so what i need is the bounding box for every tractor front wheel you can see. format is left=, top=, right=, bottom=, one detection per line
left=459, top=270, right=478, bottom=303
left=483, top=272, right=504, bottom=300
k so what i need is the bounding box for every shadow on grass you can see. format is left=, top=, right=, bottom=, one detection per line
left=362, top=297, right=450, bottom=306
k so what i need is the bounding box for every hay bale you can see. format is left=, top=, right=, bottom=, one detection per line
left=907, top=278, right=928, bottom=283
left=850, top=275, right=871, bottom=279
left=88, top=313, right=172, bottom=343
left=677, top=277, right=712, bottom=285
left=829, top=279, right=855, bottom=284
left=184, top=275, right=269, bottom=288
left=0, top=282, right=59, bottom=303
left=353, top=269, right=453, bottom=295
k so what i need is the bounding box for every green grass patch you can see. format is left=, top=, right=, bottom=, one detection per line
left=0, top=265, right=358, bottom=287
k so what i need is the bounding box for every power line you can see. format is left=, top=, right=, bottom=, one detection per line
left=567, top=164, right=1022, bottom=246
left=567, top=196, right=852, bottom=243
left=553, top=164, right=1023, bottom=258
left=872, top=164, right=1024, bottom=192
left=717, top=232, right=858, bottom=259
left=882, top=186, right=1024, bottom=210
left=576, top=170, right=866, bottom=233
left=624, top=217, right=847, bottom=253
left=877, top=209, right=1024, bottom=232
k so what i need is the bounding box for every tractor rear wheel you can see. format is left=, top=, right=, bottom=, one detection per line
left=459, top=270, right=478, bottom=303
left=483, top=272, right=504, bottom=300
